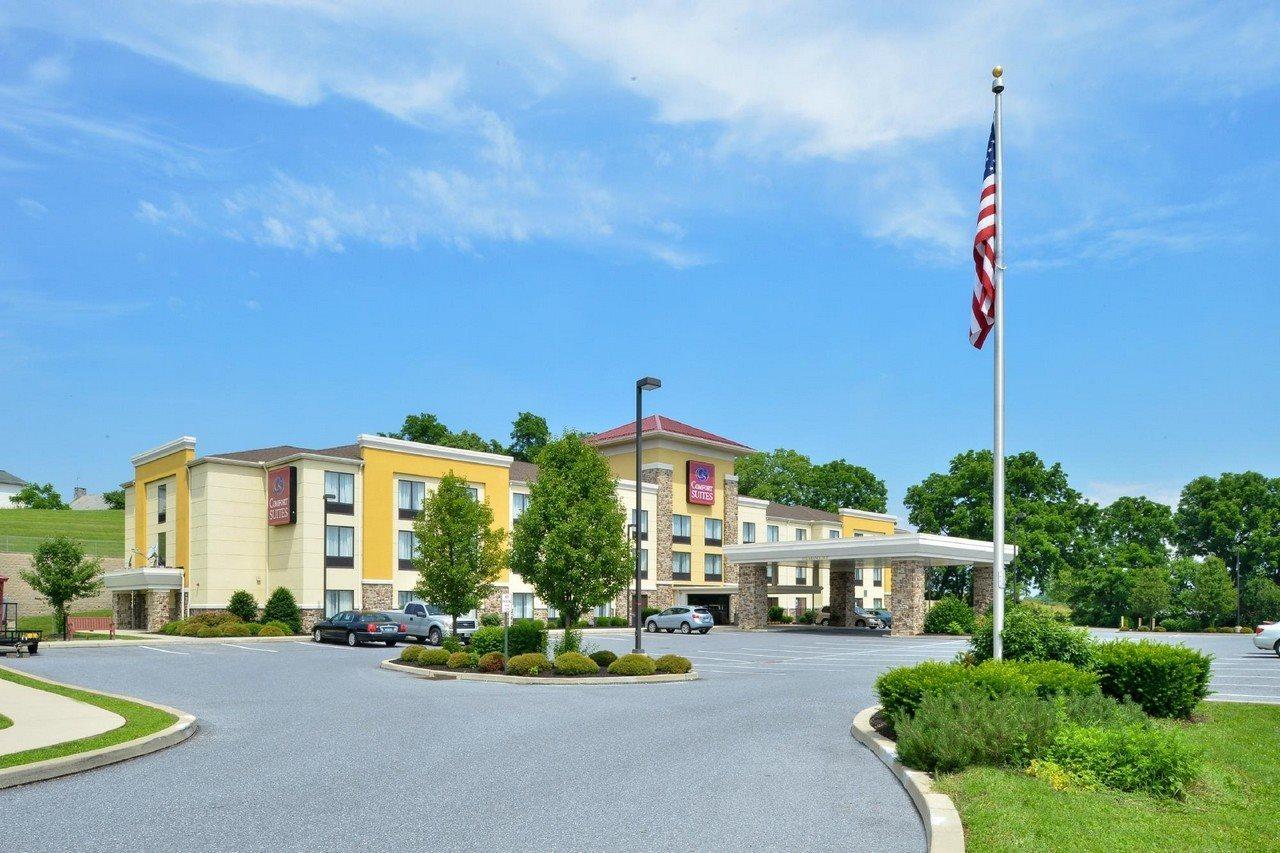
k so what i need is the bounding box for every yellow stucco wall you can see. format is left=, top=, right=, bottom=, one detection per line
left=132, top=447, right=194, bottom=582
left=360, top=445, right=512, bottom=583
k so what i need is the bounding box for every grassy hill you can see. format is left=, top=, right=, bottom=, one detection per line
left=0, top=509, right=124, bottom=556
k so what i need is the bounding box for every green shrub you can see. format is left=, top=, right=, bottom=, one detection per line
left=158, top=620, right=183, bottom=635
left=507, top=618, right=547, bottom=656
left=245, top=623, right=263, bottom=636
left=1045, top=723, right=1200, bottom=797
left=470, top=626, right=505, bottom=656
left=895, top=685, right=1062, bottom=773
left=446, top=651, right=472, bottom=670
left=924, top=596, right=975, bottom=635
left=1159, top=616, right=1196, bottom=633
left=227, top=590, right=258, bottom=623
left=608, top=653, right=656, bottom=676
left=178, top=621, right=203, bottom=637
left=478, top=651, right=505, bottom=673
left=1091, top=640, right=1212, bottom=719
left=262, top=620, right=291, bottom=635
left=589, top=650, right=617, bottom=668
left=553, top=628, right=583, bottom=656
left=875, top=662, right=973, bottom=720
left=506, top=652, right=552, bottom=676
left=258, top=625, right=285, bottom=637
left=641, top=606, right=661, bottom=620
left=554, top=651, right=599, bottom=676
left=778, top=613, right=794, bottom=624
left=971, top=603, right=1094, bottom=667
left=875, top=660, right=1097, bottom=722
left=441, top=634, right=463, bottom=653
left=187, top=611, right=241, bottom=627
left=655, top=654, right=692, bottom=674
left=400, top=645, right=423, bottom=662
left=216, top=622, right=251, bottom=637
left=419, top=648, right=451, bottom=666
left=799, top=609, right=817, bottom=625
left=767, top=605, right=785, bottom=622
left=261, top=587, right=302, bottom=634
left=196, top=626, right=221, bottom=638
left=480, top=613, right=503, bottom=627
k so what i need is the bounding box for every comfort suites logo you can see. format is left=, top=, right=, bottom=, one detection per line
left=267, top=465, right=296, bottom=525
left=687, top=460, right=716, bottom=506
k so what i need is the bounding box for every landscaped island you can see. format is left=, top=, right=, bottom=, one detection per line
left=392, top=644, right=693, bottom=680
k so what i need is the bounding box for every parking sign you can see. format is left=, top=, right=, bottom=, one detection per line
left=501, top=591, right=512, bottom=615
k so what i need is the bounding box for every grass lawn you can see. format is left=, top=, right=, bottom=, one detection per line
left=0, top=508, right=124, bottom=556
left=16, top=609, right=115, bottom=637
left=0, top=668, right=176, bottom=770
left=935, top=702, right=1280, bottom=852
left=0, top=713, right=11, bottom=730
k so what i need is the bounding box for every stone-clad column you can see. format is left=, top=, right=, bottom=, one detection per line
left=723, top=474, right=740, bottom=620
left=642, top=463, right=674, bottom=610
left=829, top=570, right=857, bottom=626
left=972, top=564, right=994, bottom=616
left=737, top=564, right=768, bottom=630
left=361, top=582, right=393, bottom=611
left=889, top=560, right=926, bottom=636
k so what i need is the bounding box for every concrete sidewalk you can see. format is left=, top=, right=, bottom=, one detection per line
left=0, top=677, right=126, bottom=756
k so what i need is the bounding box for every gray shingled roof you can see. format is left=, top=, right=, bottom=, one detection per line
left=765, top=501, right=841, bottom=523
left=204, top=444, right=362, bottom=464
left=509, top=460, right=539, bottom=483
left=0, top=470, right=26, bottom=487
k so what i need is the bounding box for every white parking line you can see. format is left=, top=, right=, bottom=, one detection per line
left=139, top=645, right=190, bottom=655
left=221, top=643, right=279, bottom=653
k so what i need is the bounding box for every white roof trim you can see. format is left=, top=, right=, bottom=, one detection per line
left=357, top=434, right=513, bottom=468
left=102, top=567, right=185, bottom=591
left=839, top=508, right=899, bottom=524
left=737, top=496, right=770, bottom=509
left=726, top=532, right=1016, bottom=568
left=131, top=436, right=197, bottom=467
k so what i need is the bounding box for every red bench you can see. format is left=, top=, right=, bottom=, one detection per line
left=67, top=616, right=116, bottom=639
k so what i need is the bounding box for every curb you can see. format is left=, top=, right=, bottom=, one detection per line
left=36, top=633, right=308, bottom=650
left=850, top=705, right=964, bottom=853
left=0, top=665, right=197, bottom=790
left=380, top=659, right=699, bottom=685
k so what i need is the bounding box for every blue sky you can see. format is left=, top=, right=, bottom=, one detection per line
left=2, top=2, right=1277, bottom=518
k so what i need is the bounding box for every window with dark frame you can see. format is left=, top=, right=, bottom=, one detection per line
left=795, top=564, right=807, bottom=585
left=156, top=484, right=167, bottom=524
left=672, top=551, right=691, bottom=580
left=325, top=471, right=355, bottom=515
left=325, top=525, right=355, bottom=567
left=767, top=524, right=779, bottom=542
left=795, top=528, right=808, bottom=541
left=673, top=514, right=692, bottom=544
left=637, top=548, right=649, bottom=579
left=704, top=554, right=723, bottom=580
left=742, top=521, right=756, bottom=544
left=397, top=480, right=426, bottom=520
left=704, top=517, right=722, bottom=547
left=873, top=567, right=883, bottom=587
left=397, top=530, right=416, bottom=570
left=631, top=508, right=649, bottom=541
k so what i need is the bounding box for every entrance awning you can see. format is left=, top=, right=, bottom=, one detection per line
left=102, top=567, right=185, bottom=591
left=725, top=532, right=1015, bottom=571
left=673, top=583, right=740, bottom=594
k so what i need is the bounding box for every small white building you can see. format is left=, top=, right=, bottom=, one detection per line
left=0, top=470, right=27, bottom=508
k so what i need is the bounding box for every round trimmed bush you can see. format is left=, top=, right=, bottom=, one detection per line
left=419, top=647, right=451, bottom=666
left=506, top=618, right=548, bottom=656
left=589, top=650, right=617, bottom=668
left=196, top=626, right=221, bottom=638
left=608, top=653, right=656, bottom=676
left=400, top=645, right=423, bottom=663
left=447, top=651, right=472, bottom=670
left=470, top=626, right=505, bottom=656
left=257, top=625, right=286, bottom=637
left=245, top=623, right=263, bottom=636
left=654, top=654, right=692, bottom=674
left=216, top=622, right=251, bottom=637
left=227, top=590, right=258, bottom=623
left=1091, top=640, right=1211, bottom=719
left=478, top=651, right=505, bottom=673
left=767, top=605, right=785, bottom=622
left=970, top=604, right=1094, bottom=667
left=554, top=651, right=599, bottom=676
left=480, top=613, right=503, bottom=627
left=178, top=621, right=203, bottom=637
left=924, top=596, right=975, bottom=635
left=506, top=652, right=552, bottom=676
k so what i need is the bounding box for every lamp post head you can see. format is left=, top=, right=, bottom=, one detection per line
left=636, top=376, right=662, bottom=392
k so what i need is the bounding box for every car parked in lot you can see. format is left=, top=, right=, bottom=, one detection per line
left=873, top=609, right=893, bottom=630
left=385, top=600, right=477, bottom=645
left=816, top=605, right=883, bottom=628
left=1254, top=622, right=1280, bottom=657
left=312, top=611, right=407, bottom=647
left=645, top=606, right=714, bottom=634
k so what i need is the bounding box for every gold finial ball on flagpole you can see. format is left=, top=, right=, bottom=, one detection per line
left=992, top=66, right=1003, bottom=78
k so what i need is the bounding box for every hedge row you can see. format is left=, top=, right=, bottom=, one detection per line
left=397, top=645, right=691, bottom=678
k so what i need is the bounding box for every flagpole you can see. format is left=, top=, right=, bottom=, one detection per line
left=991, top=66, right=1006, bottom=661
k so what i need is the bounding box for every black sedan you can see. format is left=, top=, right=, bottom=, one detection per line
left=312, top=610, right=408, bottom=647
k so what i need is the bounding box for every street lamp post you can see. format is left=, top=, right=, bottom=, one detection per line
left=322, top=490, right=336, bottom=618
left=634, top=376, right=661, bottom=654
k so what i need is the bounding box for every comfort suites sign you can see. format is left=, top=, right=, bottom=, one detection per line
left=267, top=465, right=297, bottom=525
left=687, top=460, right=716, bottom=506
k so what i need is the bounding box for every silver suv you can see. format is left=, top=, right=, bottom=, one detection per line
left=817, top=605, right=883, bottom=629
left=645, top=606, right=714, bottom=635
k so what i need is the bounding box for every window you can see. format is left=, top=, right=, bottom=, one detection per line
left=704, top=554, right=723, bottom=580
left=631, top=509, right=649, bottom=541
left=512, top=492, right=531, bottom=519
left=704, top=518, right=723, bottom=547
left=767, top=525, right=779, bottom=542
left=672, top=552, right=692, bottom=580
left=742, top=521, right=756, bottom=544
left=156, top=484, right=167, bottom=524
left=673, top=514, right=692, bottom=544
left=795, top=565, right=807, bottom=585
left=466, top=486, right=479, bottom=502
left=854, top=568, right=864, bottom=583
left=512, top=592, right=534, bottom=619
left=397, top=530, right=416, bottom=569
left=325, top=525, right=354, bottom=567
left=828, top=529, right=841, bottom=539
left=546, top=604, right=559, bottom=621
left=766, top=564, right=776, bottom=583
left=594, top=602, right=614, bottom=618
left=325, top=589, right=353, bottom=617
left=874, top=597, right=883, bottom=610
left=325, top=471, right=355, bottom=514
left=795, top=528, right=808, bottom=541
left=637, top=548, right=649, bottom=579
left=873, top=567, right=883, bottom=587
left=156, top=532, right=167, bottom=566
left=396, top=590, right=416, bottom=609
left=398, top=480, right=426, bottom=520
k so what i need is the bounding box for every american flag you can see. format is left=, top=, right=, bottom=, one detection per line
left=970, top=122, right=997, bottom=349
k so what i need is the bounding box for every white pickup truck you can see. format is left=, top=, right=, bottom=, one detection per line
left=388, top=601, right=479, bottom=645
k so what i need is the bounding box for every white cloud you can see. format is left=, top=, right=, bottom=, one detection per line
left=245, top=299, right=261, bottom=311
left=135, top=197, right=199, bottom=235
left=16, top=197, right=47, bottom=218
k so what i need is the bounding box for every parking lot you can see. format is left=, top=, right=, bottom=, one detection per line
left=2, top=628, right=1275, bottom=852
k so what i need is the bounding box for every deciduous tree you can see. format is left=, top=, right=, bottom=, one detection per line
left=1174, top=472, right=1280, bottom=601
left=508, top=411, right=551, bottom=462
left=736, top=449, right=886, bottom=513
left=14, top=482, right=67, bottom=510
left=20, top=537, right=103, bottom=636
left=1171, top=556, right=1237, bottom=629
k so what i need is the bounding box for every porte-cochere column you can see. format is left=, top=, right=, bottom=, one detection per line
left=829, top=570, right=857, bottom=626
left=972, top=564, right=994, bottom=616
left=737, top=564, right=769, bottom=630
left=889, top=559, right=926, bottom=636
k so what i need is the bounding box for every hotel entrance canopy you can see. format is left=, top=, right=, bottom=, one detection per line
left=725, top=533, right=1014, bottom=635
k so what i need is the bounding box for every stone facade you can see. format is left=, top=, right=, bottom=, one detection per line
left=829, top=571, right=858, bottom=626
left=642, top=463, right=674, bottom=585
left=889, top=560, right=926, bottom=636
left=737, top=563, right=769, bottom=629
left=361, top=582, right=393, bottom=611
left=0, top=551, right=121, bottom=617
left=300, top=608, right=324, bottom=632
left=972, top=564, right=994, bottom=615
left=111, top=589, right=177, bottom=631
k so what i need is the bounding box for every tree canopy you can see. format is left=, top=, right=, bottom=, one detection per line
left=507, top=412, right=551, bottom=462
left=20, top=536, right=103, bottom=635
left=510, top=433, right=631, bottom=629
left=102, top=489, right=126, bottom=510
left=1171, top=555, right=1237, bottom=628
left=1174, top=472, right=1280, bottom=588
left=383, top=410, right=556, bottom=461
left=14, top=482, right=67, bottom=510
left=736, top=448, right=886, bottom=513
left=412, top=473, right=506, bottom=633
left=1096, top=496, right=1175, bottom=568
